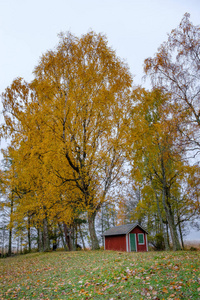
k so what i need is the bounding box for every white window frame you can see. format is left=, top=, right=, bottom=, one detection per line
left=138, top=233, right=145, bottom=245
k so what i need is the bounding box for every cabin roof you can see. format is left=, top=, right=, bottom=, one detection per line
left=103, top=223, right=148, bottom=236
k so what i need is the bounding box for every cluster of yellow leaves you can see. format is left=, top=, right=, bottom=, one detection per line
left=1, top=31, right=133, bottom=247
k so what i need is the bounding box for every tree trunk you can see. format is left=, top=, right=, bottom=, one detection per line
left=167, top=200, right=181, bottom=251
left=75, top=223, right=78, bottom=250
left=160, top=157, right=181, bottom=251
left=166, top=223, right=170, bottom=247
left=43, top=217, right=50, bottom=251
left=17, top=236, right=20, bottom=254
left=8, top=195, right=14, bottom=256
left=28, top=215, right=31, bottom=252
left=52, top=226, right=57, bottom=251
left=63, top=223, right=73, bottom=251
left=58, top=222, right=68, bottom=251
left=79, top=224, right=86, bottom=250
left=88, top=212, right=99, bottom=250
left=101, top=206, right=104, bottom=247
left=37, top=227, right=43, bottom=252
left=8, top=227, right=12, bottom=256
left=152, top=184, right=169, bottom=250
left=162, top=186, right=181, bottom=251
left=2, top=224, right=5, bottom=256
left=177, top=216, right=184, bottom=250
left=72, top=225, right=75, bottom=250
left=20, top=236, right=23, bottom=253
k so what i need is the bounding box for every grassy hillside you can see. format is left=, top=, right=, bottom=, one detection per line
left=0, top=250, right=200, bottom=299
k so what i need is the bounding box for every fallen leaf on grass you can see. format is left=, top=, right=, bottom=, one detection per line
left=163, top=287, right=168, bottom=293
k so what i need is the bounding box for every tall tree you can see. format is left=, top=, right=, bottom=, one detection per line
left=127, top=88, right=198, bottom=250
left=2, top=31, right=132, bottom=249
left=144, top=13, right=200, bottom=154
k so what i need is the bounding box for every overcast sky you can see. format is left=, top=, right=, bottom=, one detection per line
left=1, top=0, right=200, bottom=240
left=1, top=0, right=200, bottom=93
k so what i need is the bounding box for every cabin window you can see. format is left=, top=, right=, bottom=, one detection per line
left=138, top=233, right=144, bottom=245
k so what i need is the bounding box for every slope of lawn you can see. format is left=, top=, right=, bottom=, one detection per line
left=0, top=250, right=200, bottom=299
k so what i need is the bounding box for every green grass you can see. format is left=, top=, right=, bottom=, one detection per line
left=0, top=250, right=200, bottom=299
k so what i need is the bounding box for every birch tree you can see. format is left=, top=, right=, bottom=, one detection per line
left=2, top=31, right=132, bottom=250
left=144, top=13, right=200, bottom=154
left=127, top=88, right=198, bottom=250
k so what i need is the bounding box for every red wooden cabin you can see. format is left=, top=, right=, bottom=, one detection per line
left=103, top=223, right=148, bottom=252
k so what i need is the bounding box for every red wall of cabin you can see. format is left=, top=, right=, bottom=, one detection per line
left=105, top=235, right=127, bottom=251
left=130, top=227, right=147, bottom=252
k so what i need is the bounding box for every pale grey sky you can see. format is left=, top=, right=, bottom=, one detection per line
left=1, top=0, right=200, bottom=93
left=0, top=0, right=200, bottom=240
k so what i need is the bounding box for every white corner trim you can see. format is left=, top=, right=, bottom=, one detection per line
left=146, top=234, right=148, bottom=251
left=126, top=234, right=129, bottom=252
